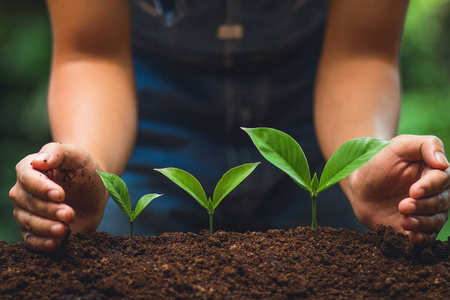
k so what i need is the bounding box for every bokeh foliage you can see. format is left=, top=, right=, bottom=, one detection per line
left=0, top=1, right=51, bottom=243
left=0, top=1, right=449, bottom=243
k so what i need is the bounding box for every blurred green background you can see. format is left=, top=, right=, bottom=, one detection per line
left=1, top=1, right=449, bottom=243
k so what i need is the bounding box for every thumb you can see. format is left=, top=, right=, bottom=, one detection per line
left=392, top=135, right=449, bottom=170
left=31, top=142, right=91, bottom=172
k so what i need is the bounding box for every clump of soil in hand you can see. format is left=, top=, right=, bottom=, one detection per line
left=0, top=225, right=449, bottom=299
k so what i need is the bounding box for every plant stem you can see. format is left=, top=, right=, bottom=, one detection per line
left=130, top=221, right=134, bottom=239
left=209, top=212, right=214, bottom=236
left=311, top=196, right=317, bottom=229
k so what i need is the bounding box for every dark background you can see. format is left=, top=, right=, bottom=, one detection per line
left=1, top=1, right=449, bottom=243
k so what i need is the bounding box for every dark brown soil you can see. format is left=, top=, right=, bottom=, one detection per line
left=0, top=225, right=449, bottom=299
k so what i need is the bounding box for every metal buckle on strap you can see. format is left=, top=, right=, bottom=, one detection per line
left=217, top=24, right=244, bottom=40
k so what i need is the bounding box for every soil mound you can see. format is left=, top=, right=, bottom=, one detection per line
left=1, top=225, right=449, bottom=299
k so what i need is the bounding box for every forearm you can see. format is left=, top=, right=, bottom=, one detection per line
left=312, top=0, right=408, bottom=207
left=45, top=0, right=134, bottom=175
left=48, top=59, right=137, bottom=175
left=314, top=57, right=401, bottom=160
left=313, top=0, right=407, bottom=160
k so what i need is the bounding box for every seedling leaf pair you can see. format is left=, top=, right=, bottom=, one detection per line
left=97, top=170, right=162, bottom=239
left=242, top=127, right=390, bottom=229
left=155, top=162, right=260, bottom=235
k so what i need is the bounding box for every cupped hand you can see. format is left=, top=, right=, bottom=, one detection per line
left=344, top=135, right=450, bottom=245
left=9, top=143, right=108, bottom=252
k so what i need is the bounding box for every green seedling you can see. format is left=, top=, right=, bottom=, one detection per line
left=242, top=127, right=391, bottom=229
left=155, top=163, right=260, bottom=235
left=97, top=170, right=162, bottom=239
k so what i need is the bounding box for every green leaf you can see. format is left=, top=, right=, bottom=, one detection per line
left=131, top=193, right=163, bottom=222
left=318, top=137, right=391, bottom=192
left=212, top=162, right=260, bottom=209
left=154, top=168, right=208, bottom=210
left=242, top=127, right=311, bottom=192
left=96, top=170, right=132, bottom=218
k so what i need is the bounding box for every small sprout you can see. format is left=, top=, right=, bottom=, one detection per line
left=242, top=127, right=390, bottom=229
left=155, top=163, right=260, bottom=235
left=96, top=170, right=162, bottom=239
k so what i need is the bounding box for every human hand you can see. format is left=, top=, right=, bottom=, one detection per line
left=344, top=135, right=450, bottom=245
left=9, top=143, right=108, bottom=252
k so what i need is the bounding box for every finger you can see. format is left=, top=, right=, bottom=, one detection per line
left=10, top=185, right=74, bottom=223
left=409, top=168, right=450, bottom=199
left=20, top=230, right=61, bottom=252
left=31, top=142, right=91, bottom=172
left=399, top=190, right=450, bottom=216
left=392, top=135, right=449, bottom=170
left=400, top=212, right=448, bottom=234
left=408, top=231, right=438, bottom=246
left=15, top=165, right=65, bottom=203
left=14, top=207, right=69, bottom=239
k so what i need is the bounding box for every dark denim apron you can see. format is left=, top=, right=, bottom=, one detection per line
left=98, top=0, right=366, bottom=235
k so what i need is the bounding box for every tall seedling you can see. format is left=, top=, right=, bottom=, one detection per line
left=155, top=163, right=260, bottom=235
left=242, top=127, right=390, bottom=229
left=97, top=171, right=162, bottom=239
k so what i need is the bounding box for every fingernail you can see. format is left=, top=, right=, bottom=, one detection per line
left=410, top=217, right=419, bottom=228
left=409, top=232, right=424, bottom=245
left=56, top=209, right=67, bottom=222
left=414, top=188, right=425, bottom=199
left=435, top=152, right=449, bottom=167
left=35, top=153, right=52, bottom=163
left=415, top=233, right=424, bottom=244
left=408, top=203, right=417, bottom=213
left=48, top=190, right=61, bottom=202
left=51, top=224, right=65, bottom=237
left=44, top=239, right=57, bottom=249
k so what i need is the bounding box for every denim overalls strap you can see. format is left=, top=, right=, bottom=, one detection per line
left=98, top=0, right=366, bottom=236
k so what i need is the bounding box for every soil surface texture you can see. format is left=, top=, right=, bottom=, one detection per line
left=1, top=225, right=449, bottom=299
